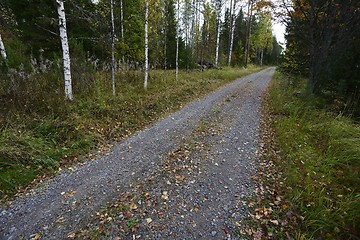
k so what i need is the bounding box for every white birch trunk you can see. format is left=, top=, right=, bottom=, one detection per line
left=56, top=0, right=73, bottom=101
left=111, top=0, right=116, bottom=96
left=184, top=0, right=189, bottom=47
left=191, top=0, right=197, bottom=56
left=120, top=0, right=125, bottom=65
left=0, top=33, right=7, bottom=60
left=164, top=35, right=167, bottom=80
left=228, top=0, right=236, bottom=66
left=176, top=0, right=180, bottom=82
left=260, top=47, right=264, bottom=66
left=144, top=1, right=149, bottom=90
left=215, top=15, right=221, bottom=66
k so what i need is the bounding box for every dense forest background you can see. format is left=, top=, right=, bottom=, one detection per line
left=0, top=0, right=282, bottom=101
left=281, top=0, right=360, bottom=117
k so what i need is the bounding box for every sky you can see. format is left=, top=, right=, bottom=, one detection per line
left=272, top=22, right=286, bottom=49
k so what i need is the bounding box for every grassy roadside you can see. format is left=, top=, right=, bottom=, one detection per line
left=0, top=66, right=263, bottom=198
left=254, top=71, right=360, bottom=239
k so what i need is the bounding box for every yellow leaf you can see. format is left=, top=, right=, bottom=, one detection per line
left=67, top=232, right=76, bottom=239
left=31, top=233, right=41, bottom=240
left=130, top=204, right=138, bottom=210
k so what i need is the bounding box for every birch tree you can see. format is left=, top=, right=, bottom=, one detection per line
left=120, top=0, right=125, bottom=68
left=162, top=0, right=167, bottom=80
left=253, top=12, right=272, bottom=66
left=111, top=0, right=116, bottom=96
left=0, top=33, right=6, bottom=60
left=56, top=0, right=73, bottom=101
left=214, top=0, right=223, bottom=66
left=176, top=0, right=180, bottom=81
left=228, top=0, right=236, bottom=66
left=144, top=1, right=149, bottom=90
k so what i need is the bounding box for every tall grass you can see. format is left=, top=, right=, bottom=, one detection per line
left=0, top=66, right=262, bottom=197
left=268, top=71, right=360, bottom=238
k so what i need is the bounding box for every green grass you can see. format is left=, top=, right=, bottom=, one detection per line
left=0, top=66, right=263, bottom=198
left=268, top=71, right=360, bottom=238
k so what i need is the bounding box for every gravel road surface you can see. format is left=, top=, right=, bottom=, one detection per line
left=0, top=67, right=275, bottom=239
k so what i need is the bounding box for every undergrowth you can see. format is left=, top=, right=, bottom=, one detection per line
left=268, top=71, right=360, bottom=239
left=0, top=66, right=262, bottom=198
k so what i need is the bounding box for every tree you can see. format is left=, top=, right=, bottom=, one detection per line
left=244, top=0, right=255, bottom=67
left=144, top=1, right=149, bottom=90
left=176, top=0, right=180, bottom=81
left=110, top=0, right=116, bottom=96
left=5, top=0, right=58, bottom=58
left=214, top=0, right=223, bottom=66
left=56, top=0, right=73, bottom=101
left=228, top=0, right=237, bottom=66
left=0, top=33, right=6, bottom=60
left=220, top=8, right=230, bottom=64
left=120, top=0, right=125, bottom=68
left=283, top=0, right=360, bottom=95
left=201, top=2, right=217, bottom=64
left=253, top=12, right=272, bottom=66
left=163, top=0, right=177, bottom=69
left=232, top=8, right=246, bottom=65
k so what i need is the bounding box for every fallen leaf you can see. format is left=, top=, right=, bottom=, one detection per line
left=175, top=175, right=185, bottom=181
left=67, top=232, right=76, bottom=239
left=31, top=233, right=41, bottom=240
left=270, top=219, right=279, bottom=225
left=130, top=204, right=138, bottom=210
left=63, top=191, right=76, bottom=198
left=161, top=191, right=169, bottom=200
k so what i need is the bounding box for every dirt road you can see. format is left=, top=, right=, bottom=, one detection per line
left=0, top=68, right=275, bottom=239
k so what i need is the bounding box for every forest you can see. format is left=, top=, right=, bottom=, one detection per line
left=0, top=0, right=282, bottom=100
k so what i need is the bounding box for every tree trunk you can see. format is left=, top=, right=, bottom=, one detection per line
left=56, top=0, right=73, bottom=101
left=228, top=0, right=236, bottom=66
left=111, top=0, right=116, bottom=96
left=0, top=33, right=7, bottom=60
left=260, top=47, right=264, bottom=66
left=245, top=0, right=253, bottom=68
left=120, top=0, right=125, bottom=70
left=164, top=33, right=167, bottom=80
left=215, top=2, right=221, bottom=67
left=144, top=1, right=149, bottom=90
left=176, top=0, right=180, bottom=82
left=185, top=0, right=189, bottom=71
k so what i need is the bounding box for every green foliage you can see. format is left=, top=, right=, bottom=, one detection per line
left=2, top=37, right=31, bottom=72
left=282, top=0, right=360, bottom=113
left=252, top=12, right=272, bottom=64
left=268, top=71, right=360, bottom=238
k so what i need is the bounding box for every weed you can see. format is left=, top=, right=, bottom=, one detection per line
left=267, top=71, right=360, bottom=238
left=126, top=218, right=139, bottom=228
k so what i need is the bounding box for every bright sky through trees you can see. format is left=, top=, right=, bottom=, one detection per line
left=272, top=22, right=285, bottom=48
